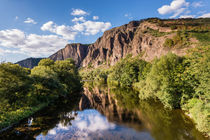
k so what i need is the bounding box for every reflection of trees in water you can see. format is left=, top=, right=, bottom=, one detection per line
left=0, top=95, right=81, bottom=139
left=1, top=85, right=207, bottom=140
left=82, top=85, right=208, bottom=140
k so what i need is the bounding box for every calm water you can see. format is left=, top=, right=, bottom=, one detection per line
left=0, top=85, right=208, bottom=140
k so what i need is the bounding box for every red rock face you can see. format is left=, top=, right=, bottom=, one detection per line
left=48, top=20, right=195, bottom=68
left=49, top=43, right=88, bottom=66
left=81, top=21, right=141, bottom=67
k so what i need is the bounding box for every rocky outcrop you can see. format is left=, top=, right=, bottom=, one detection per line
left=49, top=43, right=89, bottom=66
left=17, top=18, right=201, bottom=68
left=80, top=20, right=196, bottom=67
left=16, top=58, right=43, bottom=69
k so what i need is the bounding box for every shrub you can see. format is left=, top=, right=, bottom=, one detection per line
left=164, top=38, right=174, bottom=48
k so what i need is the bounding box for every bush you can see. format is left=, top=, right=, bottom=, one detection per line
left=164, top=38, right=174, bottom=48
left=138, top=53, right=185, bottom=108
left=107, top=55, right=149, bottom=87
left=0, top=58, right=81, bottom=129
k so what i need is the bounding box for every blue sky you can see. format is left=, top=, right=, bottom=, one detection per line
left=0, top=0, right=209, bottom=62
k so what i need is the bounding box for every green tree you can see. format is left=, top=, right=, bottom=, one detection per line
left=141, top=53, right=185, bottom=108
left=38, top=58, right=54, bottom=67
left=0, top=63, right=32, bottom=108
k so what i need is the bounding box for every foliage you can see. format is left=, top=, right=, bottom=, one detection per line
left=183, top=98, right=209, bottom=135
left=107, top=55, right=149, bottom=87
left=80, top=67, right=110, bottom=84
left=191, top=31, right=210, bottom=46
left=145, top=27, right=170, bottom=37
left=164, top=38, right=174, bottom=48
left=38, top=58, right=54, bottom=67
left=0, top=63, right=32, bottom=108
left=99, top=45, right=209, bottom=135
left=164, top=31, right=191, bottom=48
left=0, top=58, right=81, bottom=130
left=141, top=54, right=185, bottom=108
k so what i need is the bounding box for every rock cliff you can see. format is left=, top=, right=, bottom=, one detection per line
left=17, top=18, right=207, bottom=68
left=50, top=19, right=199, bottom=68
left=49, top=43, right=89, bottom=66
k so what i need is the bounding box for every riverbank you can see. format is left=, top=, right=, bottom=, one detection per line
left=0, top=103, right=48, bottom=132
left=0, top=85, right=208, bottom=140
left=0, top=58, right=82, bottom=133
left=80, top=45, right=210, bottom=137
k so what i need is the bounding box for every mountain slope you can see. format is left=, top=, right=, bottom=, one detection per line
left=49, top=43, right=89, bottom=66
left=16, top=58, right=43, bottom=69
left=16, top=18, right=210, bottom=68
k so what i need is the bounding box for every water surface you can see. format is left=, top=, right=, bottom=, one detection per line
left=0, top=85, right=208, bottom=140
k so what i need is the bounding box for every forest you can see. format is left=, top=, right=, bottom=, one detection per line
left=0, top=58, right=81, bottom=130
left=80, top=45, right=210, bottom=135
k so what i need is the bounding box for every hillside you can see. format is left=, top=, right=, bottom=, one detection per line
left=16, top=18, right=210, bottom=68
left=16, top=57, right=43, bottom=69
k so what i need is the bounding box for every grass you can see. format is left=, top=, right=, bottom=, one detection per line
left=144, top=27, right=170, bottom=37
left=0, top=103, right=48, bottom=130
left=191, top=31, right=210, bottom=46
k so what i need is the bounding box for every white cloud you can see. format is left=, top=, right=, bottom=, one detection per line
left=199, top=13, right=210, bottom=18
left=0, top=29, right=25, bottom=47
left=0, top=29, right=67, bottom=57
left=72, top=17, right=86, bottom=22
left=24, top=18, right=37, bottom=24
left=192, top=1, right=204, bottom=8
left=71, top=9, right=88, bottom=16
left=72, top=21, right=111, bottom=35
left=41, top=21, right=78, bottom=40
left=179, top=15, right=195, bottom=18
left=15, top=16, right=19, bottom=20
left=72, top=23, right=85, bottom=32
left=42, top=20, right=111, bottom=38
left=158, top=0, right=189, bottom=18
left=170, top=8, right=186, bottom=18
left=93, top=16, right=99, bottom=20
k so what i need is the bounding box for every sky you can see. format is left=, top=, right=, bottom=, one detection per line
left=0, top=0, right=209, bottom=62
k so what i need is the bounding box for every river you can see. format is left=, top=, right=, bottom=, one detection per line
left=0, top=84, right=208, bottom=140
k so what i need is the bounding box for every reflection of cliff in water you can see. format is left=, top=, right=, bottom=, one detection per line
left=79, top=85, right=208, bottom=140
left=79, top=86, right=145, bottom=132
left=0, top=85, right=207, bottom=140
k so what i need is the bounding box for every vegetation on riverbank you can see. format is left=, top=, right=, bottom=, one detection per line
left=80, top=45, right=210, bottom=136
left=0, top=58, right=81, bottom=130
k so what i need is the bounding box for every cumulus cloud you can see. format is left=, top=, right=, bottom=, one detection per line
left=72, top=17, right=86, bottom=22
left=0, top=29, right=25, bottom=47
left=0, top=29, right=67, bottom=57
left=73, top=21, right=111, bottom=35
left=192, top=1, right=204, bottom=8
left=24, top=18, right=37, bottom=24
left=199, top=13, right=210, bottom=18
left=42, top=20, right=111, bottom=38
left=1, top=9, right=112, bottom=59
left=93, top=16, right=99, bottom=20
left=158, top=0, right=189, bottom=18
left=41, top=21, right=78, bottom=40
left=71, top=9, right=88, bottom=16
